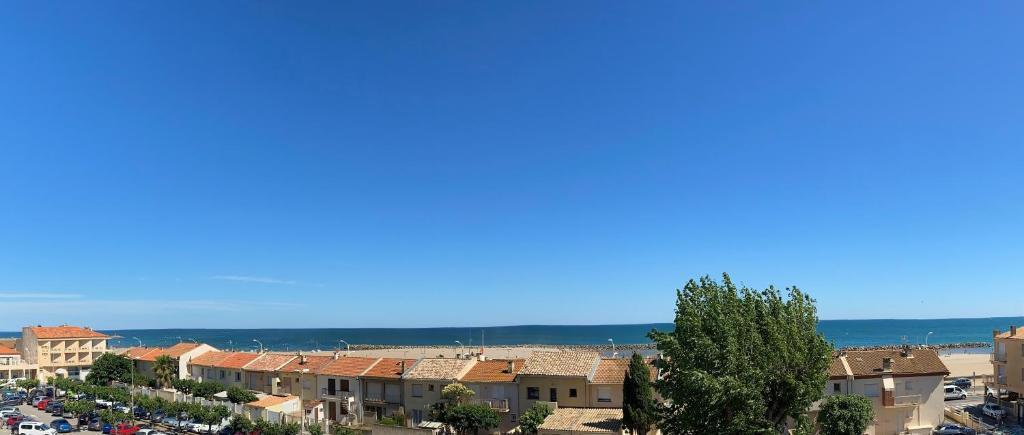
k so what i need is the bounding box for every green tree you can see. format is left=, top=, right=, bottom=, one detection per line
left=253, top=418, right=272, bottom=435
left=446, top=404, right=500, bottom=435
left=226, top=386, right=258, bottom=404
left=329, top=423, right=357, bottom=435
left=203, top=405, right=231, bottom=429
left=172, top=378, right=198, bottom=394
left=87, top=354, right=133, bottom=386
left=308, top=423, right=323, bottom=435
left=153, top=355, right=177, bottom=389
left=648, top=274, right=833, bottom=435
left=229, top=415, right=253, bottom=434
left=623, top=353, right=657, bottom=435
left=64, top=400, right=96, bottom=422
left=16, top=378, right=40, bottom=391
left=429, top=382, right=476, bottom=423
left=279, top=422, right=301, bottom=435
left=193, top=381, right=225, bottom=400
left=518, top=403, right=552, bottom=435
left=817, top=395, right=873, bottom=435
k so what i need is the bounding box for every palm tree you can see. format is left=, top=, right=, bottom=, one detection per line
left=153, top=355, right=177, bottom=389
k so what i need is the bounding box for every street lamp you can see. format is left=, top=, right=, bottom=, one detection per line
left=455, top=340, right=464, bottom=356
left=253, top=339, right=264, bottom=353
left=338, top=339, right=350, bottom=351
left=228, top=340, right=233, bottom=351
left=132, top=337, right=142, bottom=347
left=608, top=338, right=616, bottom=356
left=925, top=331, right=934, bottom=346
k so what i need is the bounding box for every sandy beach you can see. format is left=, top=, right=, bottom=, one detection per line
left=940, top=353, right=992, bottom=379
left=298, top=346, right=581, bottom=360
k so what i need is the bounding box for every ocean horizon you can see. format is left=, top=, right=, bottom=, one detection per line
left=3, top=316, right=1019, bottom=351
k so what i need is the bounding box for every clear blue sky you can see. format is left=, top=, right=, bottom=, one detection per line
left=1, top=2, right=1022, bottom=330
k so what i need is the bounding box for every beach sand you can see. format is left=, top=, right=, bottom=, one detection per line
left=940, top=353, right=992, bottom=379
left=299, top=346, right=569, bottom=360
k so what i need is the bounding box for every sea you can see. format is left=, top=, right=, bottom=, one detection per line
left=3, top=317, right=1019, bottom=352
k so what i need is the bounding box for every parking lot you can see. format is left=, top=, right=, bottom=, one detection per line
left=946, top=393, right=1024, bottom=434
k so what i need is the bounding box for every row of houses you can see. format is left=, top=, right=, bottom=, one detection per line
left=134, top=347, right=654, bottom=432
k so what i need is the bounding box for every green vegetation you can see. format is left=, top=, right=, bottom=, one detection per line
left=649, top=273, right=832, bottom=434
left=817, top=395, right=874, bottom=435
left=445, top=403, right=501, bottom=435
left=226, top=386, right=258, bottom=404
left=192, top=381, right=225, bottom=400
left=153, top=355, right=177, bottom=389
left=229, top=415, right=254, bottom=434
left=16, top=378, right=40, bottom=391
left=623, top=352, right=657, bottom=435
left=330, top=423, right=358, bottom=435
left=86, top=353, right=133, bottom=385
left=518, top=403, right=552, bottom=435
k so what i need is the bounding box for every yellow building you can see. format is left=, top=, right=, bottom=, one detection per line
left=517, top=351, right=600, bottom=410
left=18, top=325, right=109, bottom=381
left=990, top=326, right=1024, bottom=418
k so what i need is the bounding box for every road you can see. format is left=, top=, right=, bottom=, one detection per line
left=946, top=392, right=1024, bottom=434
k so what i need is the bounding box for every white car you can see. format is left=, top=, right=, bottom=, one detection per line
left=0, top=409, right=22, bottom=419
left=943, top=385, right=966, bottom=400
left=137, top=429, right=169, bottom=435
left=18, top=422, right=57, bottom=435
left=94, top=398, right=114, bottom=408
left=982, top=403, right=1006, bottom=418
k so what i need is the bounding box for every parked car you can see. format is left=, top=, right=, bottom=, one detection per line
left=982, top=402, right=1006, bottom=419
left=36, top=398, right=50, bottom=410
left=949, top=378, right=972, bottom=389
left=94, top=398, right=113, bottom=409
left=6, top=414, right=27, bottom=428
left=943, top=385, right=966, bottom=400
left=79, top=412, right=94, bottom=427
left=51, top=419, right=73, bottom=434
left=137, top=429, right=168, bottom=435
left=149, top=410, right=165, bottom=423
left=45, top=401, right=62, bottom=413
left=933, top=423, right=976, bottom=435
left=112, top=423, right=140, bottom=435
left=50, top=403, right=65, bottom=416
left=87, top=417, right=103, bottom=432
left=0, top=408, right=21, bottom=419
left=101, top=422, right=113, bottom=434
left=18, top=422, right=57, bottom=435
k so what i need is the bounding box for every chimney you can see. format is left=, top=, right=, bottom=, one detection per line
left=995, top=329, right=1002, bottom=338
left=1012, top=325, right=1018, bottom=336
left=333, top=351, right=340, bottom=360
left=505, top=360, right=514, bottom=374
left=900, top=345, right=912, bottom=358
left=399, top=360, right=406, bottom=374
left=882, top=357, right=893, bottom=372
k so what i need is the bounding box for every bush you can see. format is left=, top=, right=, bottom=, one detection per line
left=226, top=386, right=258, bottom=404
left=818, top=395, right=874, bottom=435
left=519, top=403, right=552, bottom=435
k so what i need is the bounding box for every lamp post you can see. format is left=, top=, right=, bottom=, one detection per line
left=925, top=331, right=934, bottom=346
left=132, top=337, right=142, bottom=347
left=608, top=338, right=615, bottom=357
left=253, top=339, right=264, bottom=354
left=338, top=339, right=350, bottom=352
left=455, top=340, right=464, bottom=357
left=228, top=340, right=233, bottom=351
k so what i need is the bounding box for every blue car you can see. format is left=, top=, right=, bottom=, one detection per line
left=102, top=422, right=113, bottom=434
left=52, top=419, right=73, bottom=433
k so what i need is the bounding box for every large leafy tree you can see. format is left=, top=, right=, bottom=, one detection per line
left=623, top=353, right=656, bottom=435
left=87, top=353, right=133, bottom=386
left=518, top=402, right=552, bottom=435
left=446, top=404, right=501, bottom=435
left=817, top=395, right=873, bottom=435
left=192, top=381, right=225, bottom=400
left=649, top=274, right=833, bottom=434
left=153, top=355, right=177, bottom=389
left=226, top=386, right=258, bottom=404
left=429, top=382, right=475, bottom=423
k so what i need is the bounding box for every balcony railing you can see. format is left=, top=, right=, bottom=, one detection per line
left=321, top=388, right=354, bottom=399
left=364, top=394, right=401, bottom=404
left=478, top=399, right=510, bottom=412
left=890, top=395, right=920, bottom=407
left=992, top=352, right=1007, bottom=363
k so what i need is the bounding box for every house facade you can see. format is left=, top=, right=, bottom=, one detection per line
left=278, top=354, right=333, bottom=402
left=401, top=358, right=477, bottom=426
left=243, top=353, right=296, bottom=395
left=517, top=352, right=600, bottom=411
left=0, top=345, right=36, bottom=382
left=188, top=351, right=261, bottom=388
left=820, top=348, right=948, bottom=435
left=361, top=358, right=414, bottom=423
left=18, top=325, right=109, bottom=381
left=537, top=407, right=623, bottom=435
left=460, top=358, right=523, bottom=432
left=129, top=343, right=217, bottom=381
left=316, top=356, right=378, bottom=425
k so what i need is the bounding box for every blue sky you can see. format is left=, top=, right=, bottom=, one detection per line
left=1, top=2, right=1023, bottom=330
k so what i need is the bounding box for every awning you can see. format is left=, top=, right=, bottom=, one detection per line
left=882, top=376, right=895, bottom=391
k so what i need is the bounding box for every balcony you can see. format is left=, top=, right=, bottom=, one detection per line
left=321, top=388, right=355, bottom=400
left=478, top=399, right=510, bottom=413
left=364, top=394, right=401, bottom=405
left=885, top=395, right=921, bottom=408
left=992, top=352, right=1007, bottom=363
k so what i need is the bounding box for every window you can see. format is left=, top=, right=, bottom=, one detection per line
left=339, top=379, right=350, bottom=392
left=328, top=379, right=336, bottom=395
left=832, top=383, right=841, bottom=393
left=235, top=372, right=241, bottom=382
left=219, top=370, right=225, bottom=379
left=527, top=387, right=539, bottom=400
left=905, top=381, right=913, bottom=391
left=511, top=414, right=517, bottom=423
left=569, top=388, right=577, bottom=398
left=549, top=388, right=557, bottom=402
left=428, top=384, right=435, bottom=392
left=597, top=387, right=612, bottom=403
left=412, top=384, right=424, bottom=398
left=411, top=409, right=423, bottom=424
left=863, top=383, right=879, bottom=397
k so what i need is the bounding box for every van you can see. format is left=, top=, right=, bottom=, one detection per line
left=944, top=385, right=966, bottom=400
left=18, top=422, right=57, bottom=435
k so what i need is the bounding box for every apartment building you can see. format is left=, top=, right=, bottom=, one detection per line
left=188, top=351, right=261, bottom=388
left=128, top=342, right=217, bottom=381
left=819, top=348, right=948, bottom=435
left=361, top=358, right=414, bottom=422
left=18, top=325, right=109, bottom=381
left=517, top=351, right=600, bottom=410
left=317, top=356, right=378, bottom=425
left=243, top=353, right=296, bottom=394
left=279, top=354, right=333, bottom=402
left=0, top=344, right=36, bottom=382
left=990, top=326, right=1024, bottom=418
left=402, top=358, right=477, bottom=426
left=460, top=358, right=523, bottom=432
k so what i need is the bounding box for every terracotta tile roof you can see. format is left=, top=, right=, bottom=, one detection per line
left=363, top=358, right=416, bottom=379
left=189, top=351, right=233, bottom=367
left=403, top=358, right=475, bottom=380
left=520, top=351, right=599, bottom=378
left=538, top=408, right=623, bottom=433
left=244, top=354, right=297, bottom=372
left=995, top=327, right=1024, bottom=339
left=280, top=355, right=334, bottom=373
left=29, top=326, right=108, bottom=339
left=163, top=343, right=202, bottom=358
left=215, top=352, right=262, bottom=369
left=460, top=359, right=523, bottom=383
left=590, top=358, right=659, bottom=384
left=126, top=347, right=160, bottom=359
left=318, top=357, right=378, bottom=377
left=828, top=349, right=949, bottom=379
left=0, top=345, right=18, bottom=355
left=246, top=395, right=297, bottom=409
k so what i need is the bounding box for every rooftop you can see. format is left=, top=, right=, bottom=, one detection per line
left=189, top=351, right=234, bottom=367
left=246, top=395, right=298, bottom=409
left=591, top=358, right=659, bottom=384
left=280, top=355, right=334, bottom=373
left=519, top=351, right=599, bottom=378
left=27, top=326, right=108, bottom=339
left=137, top=343, right=206, bottom=362
left=460, top=359, right=523, bottom=383
left=318, top=356, right=379, bottom=377
left=829, top=349, right=949, bottom=379
left=245, top=353, right=297, bottom=372
left=363, top=358, right=416, bottom=379
left=995, top=326, right=1024, bottom=339
left=0, top=345, right=18, bottom=356
left=538, top=408, right=623, bottom=433
left=216, top=352, right=262, bottom=369
left=403, top=358, right=475, bottom=380
left=125, top=347, right=160, bottom=359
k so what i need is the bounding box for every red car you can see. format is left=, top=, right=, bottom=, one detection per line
left=112, top=424, right=140, bottom=435
left=36, top=398, right=50, bottom=410
left=5, top=415, right=26, bottom=428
